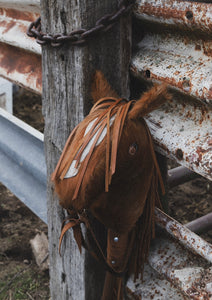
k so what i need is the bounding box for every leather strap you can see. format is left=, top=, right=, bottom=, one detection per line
left=143, top=120, right=165, bottom=195
left=51, top=124, right=79, bottom=181
left=59, top=209, right=126, bottom=277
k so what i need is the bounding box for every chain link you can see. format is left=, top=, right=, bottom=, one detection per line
left=27, top=0, right=135, bottom=47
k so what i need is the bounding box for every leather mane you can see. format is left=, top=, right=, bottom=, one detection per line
left=52, top=97, right=135, bottom=200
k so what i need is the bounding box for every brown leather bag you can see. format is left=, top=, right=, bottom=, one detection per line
left=51, top=71, right=171, bottom=299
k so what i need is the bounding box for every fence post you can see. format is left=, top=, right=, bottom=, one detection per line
left=40, top=0, right=131, bottom=298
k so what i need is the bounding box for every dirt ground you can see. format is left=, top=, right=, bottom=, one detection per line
left=0, top=88, right=211, bottom=299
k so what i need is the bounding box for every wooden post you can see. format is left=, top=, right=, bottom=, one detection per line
left=41, top=0, right=131, bottom=298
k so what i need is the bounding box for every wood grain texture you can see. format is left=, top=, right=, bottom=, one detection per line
left=41, top=0, right=131, bottom=298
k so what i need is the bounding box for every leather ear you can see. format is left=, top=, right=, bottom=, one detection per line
left=128, top=84, right=171, bottom=120
left=91, top=70, right=118, bottom=103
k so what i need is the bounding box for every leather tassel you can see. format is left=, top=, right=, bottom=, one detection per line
left=102, top=229, right=135, bottom=300
left=102, top=273, right=123, bottom=300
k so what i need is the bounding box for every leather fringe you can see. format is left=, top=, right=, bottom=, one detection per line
left=128, top=166, right=160, bottom=281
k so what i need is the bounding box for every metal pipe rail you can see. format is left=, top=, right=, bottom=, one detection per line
left=186, top=212, right=212, bottom=234
left=168, top=165, right=200, bottom=188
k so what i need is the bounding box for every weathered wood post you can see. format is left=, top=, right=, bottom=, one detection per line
left=41, top=0, right=132, bottom=298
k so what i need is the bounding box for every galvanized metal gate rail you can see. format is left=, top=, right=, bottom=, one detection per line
left=0, top=0, right=211, bottom=299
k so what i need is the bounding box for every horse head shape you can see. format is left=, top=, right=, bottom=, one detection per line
left=52, top=71, right=171, bottom=299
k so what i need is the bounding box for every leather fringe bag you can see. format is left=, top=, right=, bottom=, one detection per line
left=51, top=71, right=171, bottom=300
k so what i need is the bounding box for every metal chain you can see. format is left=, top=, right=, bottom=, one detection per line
left=27, top=0, right=135, bottom=47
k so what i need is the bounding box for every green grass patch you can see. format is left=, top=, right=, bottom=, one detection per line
left=0, top=267, right=49, bottom=300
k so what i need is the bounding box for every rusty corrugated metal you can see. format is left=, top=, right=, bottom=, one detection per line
left=0, top=42, right=41, bottom=93
left=127, top=236, right=212, bottom=299
left=147, top=236, right=212, bottom=299
left=127, top=208, right=212, bottom=298
left=127, top=263, right=186, bottom=299
left=0, top=0, right=40, bottom=13
left=0, top=8, right=41, bottom=54
left=0, top=2, right=41, bottom=93
left=131, top=33, right=212, bottom=103
left=128, top=1, right=212, bottom=298
left=131, top=1, right=212, bottom=182
left=155, top=208, right=212, bottom=263
left=134, top=0, right=212, bottom=33
left=145, top=95, right=212, bottom=181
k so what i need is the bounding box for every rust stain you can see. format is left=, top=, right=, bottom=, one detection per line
left=0, top=8, right=39, bottom=22
left=155, top=208, right=212, bottom=264
left=203, top=45, right=212, bottom=57
left=1, top=20, right=16, bottom=34
left=196, top=146, right=212, bottom=155
left=135, top=2, right=183, bottom=21
left=0, top=42, right=42, bottom=93
left=132, top=63, right=212, bottom=103
left=195, top=44, right=201, bottom=51
left=0, top=20, right=7, bottom=28
left=135, top=1, right=212, bottom=32
left=195, top=146, right=212, bottom=167
left=36, top=76, right=42, bottom=90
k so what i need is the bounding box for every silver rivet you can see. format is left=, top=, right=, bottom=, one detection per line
left=111, top=260, right=115, bottom=265
left=114, top=237, right=119, bottom=242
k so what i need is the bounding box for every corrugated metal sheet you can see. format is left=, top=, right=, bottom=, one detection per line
left=0, top=42, right=42, bottom=93
left=127, top=235, right=212, bottom=299
left=126, top=209, right=212, bottom=298
left=132, top=33, right=212, bottom=103
left=0, top=8, right=41, bottom=54
left=128, top=1, right=212, bottom=298
left=0, top=0, right=40, bottom=13
left=131, top=0, right=212, bottom=182
left=0, top=1, right=41, bottom=93
left=134, top=0, right=212, bottom=33
left=145, top=94, right=212, bottom=181
left=155, top=208, right=212, bottom=263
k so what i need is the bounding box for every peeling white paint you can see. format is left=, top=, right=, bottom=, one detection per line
left=0, top=11, right=41, bottom=54
left=132, top=33, right=212, bottom=103
left=134, top=0, right=212, bottom=33
left=144, top=96, right=212, bottom=181
left=0, top=0, right=40, bottom=13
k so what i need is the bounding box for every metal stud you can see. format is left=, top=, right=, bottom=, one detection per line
left=111, top=260, right=115, bottom=265
left=114, top=236, right=119, bottom=242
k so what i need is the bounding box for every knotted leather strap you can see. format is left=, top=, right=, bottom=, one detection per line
left=59, top=212, right=84, bottom=255
left=59, top=209, right=128, bottom=276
